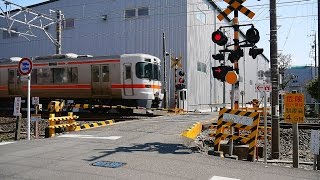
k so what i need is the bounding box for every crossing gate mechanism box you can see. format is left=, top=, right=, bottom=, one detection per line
left=214, top=108, right=260, bottom=161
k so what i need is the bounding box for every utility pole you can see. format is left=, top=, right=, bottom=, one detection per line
left=162, top=32, right=168, bottom=109
left=270, top=0, right=280, bottom=159
left=56, top=10, right=62, bottom=54
left=317, top=0, right=320, bottom=170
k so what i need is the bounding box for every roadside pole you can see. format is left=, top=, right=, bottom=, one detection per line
left=292, top=122, right=299, bottom=168
left=27, top=73, right=31, bottom=140
left=263, top=91, right=267, bottom=163
left=311, top=130, right=319, bottom=170
left=18, top=58, right=33, bottom=140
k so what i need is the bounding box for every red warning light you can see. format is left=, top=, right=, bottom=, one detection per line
left=211, top=30, right=228, bottom=46
left=214, top=33, right=222, bottom=41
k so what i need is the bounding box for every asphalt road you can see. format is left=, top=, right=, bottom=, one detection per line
left=0, top=112, right=319, bottom=180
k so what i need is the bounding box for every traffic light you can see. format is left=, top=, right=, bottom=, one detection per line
left=246, top=26, right=260, bottom=44
left=212, top=30, right=228, bottom=46
left=249, top=47, right=264, bottom=59
left=212, top=53, right=225, bottom=61
left=212, top=65, right=233, bottom=82
left=176, top=70, right=185, bottom=90
left=228, top=48, right=244, bottom=63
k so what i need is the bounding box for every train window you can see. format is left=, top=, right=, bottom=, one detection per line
left=102, top=66, right=109, bottom=82
left=8, top=70, right=14, bottom=83
left=37, top=68, right=53, bottom=84
left=31, top=69, right=37, bottom=84
left=70, top=67, right=78, bottom=83
left=53, top=68, right=69, bottom=84
left=153, top=64, right=160, bottom=80
left=92, top=65, right=99, bottom=82
left=125, top=66, right=131, bottom=79
left=136, top=62, right=160, bottom=80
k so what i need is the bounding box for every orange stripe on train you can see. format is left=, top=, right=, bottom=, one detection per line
left=111, top=84, right=161, bottom=89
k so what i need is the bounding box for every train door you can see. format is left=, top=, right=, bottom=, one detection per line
left=123, top=63, right=133, bottom=96
left=8, top=69, right=22, bottom=95
left=91, top=65, right=110, bottom=97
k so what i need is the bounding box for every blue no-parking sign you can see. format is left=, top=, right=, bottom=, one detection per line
left=18, top=58, right=33, bottom=76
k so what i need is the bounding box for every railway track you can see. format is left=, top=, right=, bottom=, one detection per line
left=204, top=122, right=320, bottom=130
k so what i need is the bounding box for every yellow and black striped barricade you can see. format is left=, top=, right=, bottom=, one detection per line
left=214, top=108, right=260, bottom=161
left=46, top=112, right=79, bottom=138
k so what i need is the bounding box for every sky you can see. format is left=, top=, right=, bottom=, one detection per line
left=0, top=0, right=318, bottom=66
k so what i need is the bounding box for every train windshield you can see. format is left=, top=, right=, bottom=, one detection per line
left=136, top=62, right=160, bottom=80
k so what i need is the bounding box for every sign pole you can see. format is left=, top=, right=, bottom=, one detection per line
left=292, top=122, right=299, bottom=168
left=263, top=91, right=267, bottom=163
left=18, top=57, right=33, bottom=141
left=27, top=73, right=31, bottom=140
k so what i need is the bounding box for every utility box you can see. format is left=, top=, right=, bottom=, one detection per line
left=178, top=89, right=187, bottom=111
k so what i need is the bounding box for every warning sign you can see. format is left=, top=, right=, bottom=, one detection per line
left=284, top=93, right=304, bottom=123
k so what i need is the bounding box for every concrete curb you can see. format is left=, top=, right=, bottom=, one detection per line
left=75, top=120, right=114, bottom=131
left=181, top=122, right=202, bottom=140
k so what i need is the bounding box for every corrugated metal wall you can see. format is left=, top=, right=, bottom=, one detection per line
left=0, top=0, right=269, bottom=111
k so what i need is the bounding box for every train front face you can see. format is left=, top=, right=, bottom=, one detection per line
left=120, top=54, right=163, bottom=109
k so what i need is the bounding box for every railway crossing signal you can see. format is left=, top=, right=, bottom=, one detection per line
left=246, top=26, right=260, bottom=45
left=176, top=70, right=185, bottom=90
left=249, top=47, right=264, bottom=59
left=212, top=30, right=228, bottom=46
left=217, top=0, right=255, bottom=21
left=212, top=53, right=225, bottom=61
left=212, top=65, right=233, bottom=82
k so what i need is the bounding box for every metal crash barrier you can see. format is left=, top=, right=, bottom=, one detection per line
left=212, top=108, right=260, bottom=161
left=45, top=112, right=79, bottom=138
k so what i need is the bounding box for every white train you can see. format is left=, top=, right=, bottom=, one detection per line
left=0, top=53, right=163, bottom=110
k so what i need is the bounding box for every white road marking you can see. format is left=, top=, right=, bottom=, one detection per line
left=209, top=176, right=240, bottom=180
left=0, top=142, right=15, bottom=146
left=58, top=134, right=122, bottom=140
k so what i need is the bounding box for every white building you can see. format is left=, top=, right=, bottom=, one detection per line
left=0, top=0, right=269, bottom=111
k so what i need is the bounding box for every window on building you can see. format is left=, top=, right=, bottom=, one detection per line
left=197, top=62, right=207, bottom=73
left=197, top=62, right=202, bottom=72
left=125, top=9, right=136, bottom=19
left=196, top=9, right=206, bottom=24
left=2, top=28, right=18, bottom=39
left=63, top=18, right=75, bottom=29
left=138, top=7, right=149, bottom=16
left=201, top=63, right=207, bottom=73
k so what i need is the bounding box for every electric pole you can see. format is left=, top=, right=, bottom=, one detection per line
left=317, top=0, right=320, bottom=170
left=270, top=0, right=280, bottom=159
left=162, top=32, right=168, bottom=109
left=56, top=10, right=62, bottom=54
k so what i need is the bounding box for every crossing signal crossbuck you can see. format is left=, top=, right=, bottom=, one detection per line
left=212, top=65, right=233, bottom=82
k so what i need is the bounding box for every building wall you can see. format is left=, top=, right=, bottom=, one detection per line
left=0, top=0, right=269, bottom=111
left=285, top=66, right=316, bottom=104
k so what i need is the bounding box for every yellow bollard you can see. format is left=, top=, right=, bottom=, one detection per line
left=67, top=112, right=75, bottom=131
left=49, top=113, right=56, bottom=137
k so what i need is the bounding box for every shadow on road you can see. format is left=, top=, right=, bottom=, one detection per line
left=84, top=142, right=192, bottom=162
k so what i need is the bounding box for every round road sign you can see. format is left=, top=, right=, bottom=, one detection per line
left=18, top=58, right=33, bottom=76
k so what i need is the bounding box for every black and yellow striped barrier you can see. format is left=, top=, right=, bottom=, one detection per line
left=75, top=120, right=114, bottom=131
left=46, top=112, right=79, bottom=138
left=213, top=108, right=260, bottom=161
